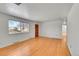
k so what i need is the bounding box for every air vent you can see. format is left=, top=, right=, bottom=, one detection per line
left=14, top=3, right=21, bottom=6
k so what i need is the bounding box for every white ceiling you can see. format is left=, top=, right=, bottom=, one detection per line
left=0, top=3, right=73, bottom=21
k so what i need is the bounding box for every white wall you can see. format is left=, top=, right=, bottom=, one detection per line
left=67, top=4, right=79, bottom=56
left=40, top=19, right=62, bottom=38
left=0, top=13, right=38, bottom=48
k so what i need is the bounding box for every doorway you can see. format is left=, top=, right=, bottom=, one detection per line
left=35, top=24, right=39, bottom=37
left=62, top=19, right=67, bottom=43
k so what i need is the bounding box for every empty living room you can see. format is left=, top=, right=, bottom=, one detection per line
left=0, top=2, right=79, bottom=57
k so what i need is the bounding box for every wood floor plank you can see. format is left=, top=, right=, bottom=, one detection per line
left=0, top=37, right=70, bottom=56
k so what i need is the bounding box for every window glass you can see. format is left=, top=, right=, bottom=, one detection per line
left=8, top=20, right=29, bottom=34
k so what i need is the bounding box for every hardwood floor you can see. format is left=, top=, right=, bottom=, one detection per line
left=0, top=37, right=70, bottom=56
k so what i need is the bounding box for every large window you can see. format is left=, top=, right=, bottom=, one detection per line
left=8, top=20, right=29, bottom=34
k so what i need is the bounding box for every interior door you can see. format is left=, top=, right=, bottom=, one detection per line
left=35, top=24, right=39, bottom=37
